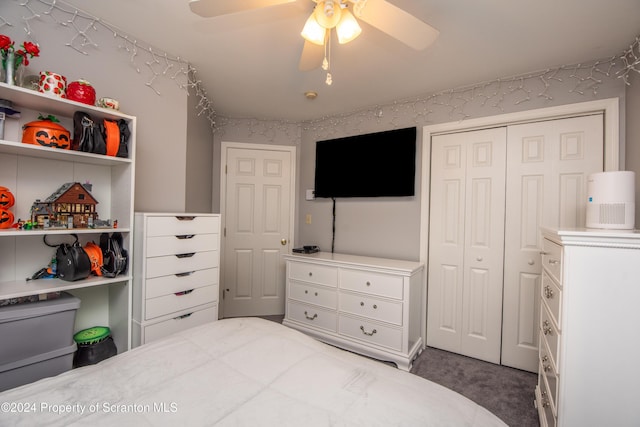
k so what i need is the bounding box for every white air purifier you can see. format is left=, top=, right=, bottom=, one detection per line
left=586, top=171, right=636, bottom=229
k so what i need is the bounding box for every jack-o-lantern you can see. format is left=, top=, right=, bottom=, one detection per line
left=0, top=187, right=15, bottom=209
left=0, top=209, right=14, bottom=229
left=22, top=117, right=71, bottom=149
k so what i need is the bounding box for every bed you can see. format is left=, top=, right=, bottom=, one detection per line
left=0, top=317, right=507, bottom=426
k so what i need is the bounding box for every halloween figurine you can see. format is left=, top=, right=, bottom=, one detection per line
left=0, top=186, right=15, bottom=229
left=22, top=115, right=71, bottom=149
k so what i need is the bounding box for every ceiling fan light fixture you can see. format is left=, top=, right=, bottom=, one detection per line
left=336, top=9, right=362, bottom=44
left=301, top=14, right=327, bottom=45
left=314, top=1, right=342, bottom=29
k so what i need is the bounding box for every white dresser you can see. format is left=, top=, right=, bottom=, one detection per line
left=283, top=252, right=425, bottom=371
left=536, top=227, right=640, bottom=427
left=132, top=213, right=220, bottom=346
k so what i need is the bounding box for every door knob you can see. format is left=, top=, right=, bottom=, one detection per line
left=281, top=238, right=287, bottom=246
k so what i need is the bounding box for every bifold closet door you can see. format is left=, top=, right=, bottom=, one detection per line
left=501, top=113, right=604, bottom=372
left=427, top=128, right=507, bottom=364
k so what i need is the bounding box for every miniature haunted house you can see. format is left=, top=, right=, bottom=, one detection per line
left=30, top=182, right=99, bottom=229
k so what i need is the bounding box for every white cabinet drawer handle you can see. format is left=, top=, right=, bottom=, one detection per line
left=304, top=311, right=317, bottom=320
left=548, top=259, right=559, bottom=265
left=176, top=234, right=195, bottom=239
left=176, top=252, right=195, bottom=258
left=174, top=312, right=193, bottom=320
left=174, top=289, right=194, bottom=296
left=175, top=216, right=195, bottom=221
left=175, top=271, right=194, bottom=277
left=360, top=326, right=377, bottom=336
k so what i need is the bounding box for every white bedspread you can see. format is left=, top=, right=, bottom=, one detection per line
left=0, top=317, right=507, bottom=426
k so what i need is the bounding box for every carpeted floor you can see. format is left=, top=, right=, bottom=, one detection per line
left=411, top=346, right=539, bottom=426
left=259, top=315, right=539, bottom=426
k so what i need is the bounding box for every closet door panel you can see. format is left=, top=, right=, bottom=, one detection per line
left=427, top=136, right=466, bottom=352
left=428, top=128, right=506, bottom=363
left=502, top=114, right=603, bottom=372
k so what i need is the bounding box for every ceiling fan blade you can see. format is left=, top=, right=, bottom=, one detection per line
left=353, top=0, right=439, bottom=50
left=299, top=40, right=325, bottom=71
left=189, top=0, right=296, bottom=18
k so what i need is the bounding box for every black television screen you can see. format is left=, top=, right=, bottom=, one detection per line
left=314, top=127, right=417, bottom=198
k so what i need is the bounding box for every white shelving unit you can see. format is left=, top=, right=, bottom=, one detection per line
left=0, top=82, right=136, bottom=353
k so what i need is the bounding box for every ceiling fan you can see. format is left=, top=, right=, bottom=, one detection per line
left=189, top=0, right=439, bottom=85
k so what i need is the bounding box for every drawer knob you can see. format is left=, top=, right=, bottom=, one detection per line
left=542, top=355, right=549, bottom=363
left=548, top=259, right=559, bottom=265
left=360, top=326, right=377, bottom=336
left=543, top=364, right=552, bottom=372
left=476, top=256, right=483, bottom=262
left=373, top=304, right=377, bottom=309
left=360, top=302, right=364, bottom=306
left=528, top=259, right=535, bottom=265
left=366, top=281, right=371, bottom=286
left=544, top=285, right=554, bottom=299
left=304, top=311, right=318, bottom=321
left=308, top=272, right=313, bottom=277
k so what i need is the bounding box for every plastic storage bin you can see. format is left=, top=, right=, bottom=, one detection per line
left=0, top=292, right=80, bottom=391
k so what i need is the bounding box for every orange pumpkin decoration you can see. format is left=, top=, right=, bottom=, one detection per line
left=22, top=117, right=71, bottom=149
left=0, top=187, right=15, bottom=209
left=0, top=209, right=14, bottom=229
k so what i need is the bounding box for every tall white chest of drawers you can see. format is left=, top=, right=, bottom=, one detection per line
left=536, top=228, right=640, bottom=427
left=132, top=213, right=220, bottom=346
left=283, top=252, right=425, bottom=371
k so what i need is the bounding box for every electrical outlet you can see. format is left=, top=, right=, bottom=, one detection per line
left=306, top=214, right=312, bottom=224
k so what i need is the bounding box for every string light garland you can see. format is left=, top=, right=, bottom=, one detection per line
left=2, top=0, right=638, bottom=140
left=0, top=0, right=216, bottom=130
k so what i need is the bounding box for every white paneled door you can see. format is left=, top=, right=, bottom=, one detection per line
left=427, top=114, right=604, bottom=370
left=501, top=114, right=603, bottom=371
left=427, top=128, right=507, bottom=363
left=221, top=143, right=295, bottom=317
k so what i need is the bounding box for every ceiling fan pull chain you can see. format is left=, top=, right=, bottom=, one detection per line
left=324, top=30, right=333, bottom=85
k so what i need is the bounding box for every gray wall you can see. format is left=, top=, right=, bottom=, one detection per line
left=6, top=2, right=637, bottom=255
left=1, top=3, right=210, bottom=214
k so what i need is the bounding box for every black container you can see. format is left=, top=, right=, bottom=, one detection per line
left=72, top=326, right=117, bottom=368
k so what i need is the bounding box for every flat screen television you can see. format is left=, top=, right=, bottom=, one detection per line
left=314, top=127, right=417, bottom=198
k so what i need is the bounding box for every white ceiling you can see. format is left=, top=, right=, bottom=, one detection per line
left=62, top=0, right=640, bottom=121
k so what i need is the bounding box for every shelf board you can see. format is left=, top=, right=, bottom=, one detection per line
left=0, top=139, right=132, bottom=166
left=0, top=274, right=132, bottom=301
left=0, top=227, right=130, bottom=237
left=0, top=82, right=135, bottom=120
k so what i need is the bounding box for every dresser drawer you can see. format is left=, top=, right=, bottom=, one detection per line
left=145, top=268, right=218, bottom=299
left=288, top=261, right=338, bottom=287
left=536, top=384, right=556, bottom=427
left=542, top=238, right=562, bottom=285
left=288, top=281, right=337, bottom=310
left=142, top=305, right=218, bottom=343
left=146, top=233, right=219, bottom=258
left=146, top=251, right=219, bottom=278
left=339, top=269, right=404, bottom=300
left=541, top=270, right=562, bottom=330
left=338, top=315, right=403, bottom=351
left=339, top=292, right=403, bottom=326
left=145, top=284, right=218, bottom=320
left=287, top=301, right=337, bottom=332
left=540, top=304, right=560, bottom=368
left=145, top=215, right=220, bottom=237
